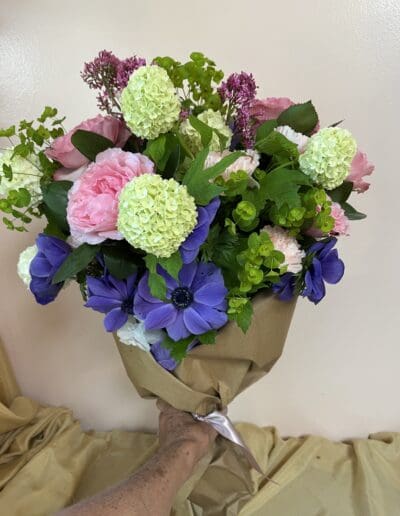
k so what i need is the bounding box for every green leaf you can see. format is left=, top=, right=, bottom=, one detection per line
left=0, top=125, right=16, bottom=138
left=42, top=180, right=72, bottom=232
left=37, top=106, right=58, bottom=123
left=183, top=147, right=244, bottom=205
left=52, top=244, right=100, bottom=284
left=255, top=119, right=277, bottom=143
left=144, top=254, right=167, bottom=301
left=158, top=251, right=182, bottom=281
left=198, top=330, right=217, bottom=345
left=188, top=115, right=213, bottom=148
left=255, top=130, right=299, bottom=160
left=8, top=188, right=31, bottom=208
left=329, top=181, right=353, bottom=204
left=263, top=168, right=311, bottom=209
left=163, top=141, right=181, bottom=179
left=71, top=130, right=114, bottom=161
left=231, top=299, right=253, bottom=333
left=277, top=100, right=318, bottom=135
left=2, top=163, right=13, bottom=181
left=102, top=246, right=138, bottom=280
left=161, top=334, right=194, bottom=361
left=342, top=202, right=367, bottom=220
left=145, top=134, right=181, bottom=176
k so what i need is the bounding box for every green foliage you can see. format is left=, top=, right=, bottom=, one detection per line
left=277, top=101, right=319, bottom=135
left=342, top=202, right=366, bottom=220
left=198, top=330, right=217, bottom=344
left=144, top=254, right=167, bottom=301
left=52, top=244, right=100, bottom=284
left=161, top=334, right=194, bottom=362
left=262, top=168, right=311, bottom=209
left=232, top=200, right=258, bottom=231
left=144, top=133, right=182, bottom=178
left=255, top=130, right=299, bottom=161
left=255, top=120, right=278, bottom=144
left=153, top=52, right=224, bottom=113
left=227, top=297, right=253, bottom=333
left=102, top=245, right=138, bottom=279
left=0, top=107, right=65, bottom=232
left=217, top=170, right=250, bottom=197
left=71, top=130, right=114, bottom=161
left=158, top=252, right=183, bottom=281
left=42, top=180, right=72, bottom=233
left=329, top=181, right=353, bottom=204
left=183, top=147, right=244, bottom=205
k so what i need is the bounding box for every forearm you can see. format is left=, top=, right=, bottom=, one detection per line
left=57, top=441, right=196, bottom=516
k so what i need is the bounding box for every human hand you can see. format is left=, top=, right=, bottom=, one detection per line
left=157, top=400, right=217, bottom=472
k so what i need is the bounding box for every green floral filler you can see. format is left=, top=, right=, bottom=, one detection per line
left=117, top=174, right=198, bottom=258
left=180, top=109, right=232, bottom=154
left=120, top=65, right=181, bottom=140
left=299, top=127, right=357, bottom=190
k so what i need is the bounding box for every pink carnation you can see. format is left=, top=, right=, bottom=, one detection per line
left=347, top=150, right=374, bottom=193
left=249, top=97, right=295, bottom=123
left=46, top=115, right=130, bottom=169
left=66, top=148, right=154, bottom=245
left=306, top=202, right=350, bottom=238
left=263, top=225, right=305, bottom=274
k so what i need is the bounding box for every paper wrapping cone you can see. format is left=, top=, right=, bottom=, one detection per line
left=115, top=292, right=297, bottom=415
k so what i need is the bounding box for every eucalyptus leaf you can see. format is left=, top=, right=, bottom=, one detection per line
left=52, top=244, right=100, bottom=284
left=71, top=130, right=114, bottom=161
left=42, top=180, right=72, bottom=232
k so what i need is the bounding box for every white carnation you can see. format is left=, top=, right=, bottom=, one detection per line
left=17, top=244, right=38, bottom=287
left=275, top=126, right=309, bottom=153
left=205, top=149, right=260, bottom=181
left=0, top=149, right=43, bottom=204
left=117, top=316, right=164, bottom=352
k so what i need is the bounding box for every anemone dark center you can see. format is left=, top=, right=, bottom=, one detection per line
left=121, top=298, right=134, bottom=314
left=171, top=287, right=193, bottom=309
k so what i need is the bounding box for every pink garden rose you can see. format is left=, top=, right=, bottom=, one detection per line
left=249, top=97, right=295, bottom=123
left=46, top=115, right=130, bottom=169
left=347, top=150, right=374, bottom=193
left=67, top=148, right=154, bottom=245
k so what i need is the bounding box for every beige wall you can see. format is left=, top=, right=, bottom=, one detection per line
left=0, top=0, right=399, bottom=439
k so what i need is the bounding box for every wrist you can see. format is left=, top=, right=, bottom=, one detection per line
left=159, top=439, right=201, bottom=478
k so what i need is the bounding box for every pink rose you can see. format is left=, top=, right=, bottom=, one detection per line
left=249, top=97, right=295, bottom=123
left=347, top=150, right=374, bottom=193
left=46, top=115, right=131, bottom=169
left=66, top=148, right=154, bottom=245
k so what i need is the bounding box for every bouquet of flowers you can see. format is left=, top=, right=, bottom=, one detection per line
left=1, top=51, right=373, bottom=464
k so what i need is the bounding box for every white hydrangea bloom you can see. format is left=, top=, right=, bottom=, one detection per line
left=17, top=244, right=38, bottom=287
left=117, top=316, right=164, bottom=352
left=180, top=109, right=232, bottom=154
left=275, top=125, right=309, bottom=153
left=0, top=149, right=42, bottom=204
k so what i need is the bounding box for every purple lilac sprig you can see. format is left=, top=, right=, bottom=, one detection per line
left=218, top=72, right=258, bottom=148
left=81, top=50, right=146, bottom=113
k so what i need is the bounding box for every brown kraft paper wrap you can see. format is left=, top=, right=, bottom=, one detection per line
left=115, top=292, right=297, bottom=415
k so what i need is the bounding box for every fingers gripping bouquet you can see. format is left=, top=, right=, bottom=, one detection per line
left=2, top=51, right=373, bottom=468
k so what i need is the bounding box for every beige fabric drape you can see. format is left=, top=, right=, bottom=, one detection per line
left=1, top=339, right=400, bottom=516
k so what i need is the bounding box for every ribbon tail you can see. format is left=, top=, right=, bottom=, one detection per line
left=192, top=410, right=264, bottom=475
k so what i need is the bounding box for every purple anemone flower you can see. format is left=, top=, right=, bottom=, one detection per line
left=150, top=341, right=178, bottom=371
left=272, top=273, right=296, bottom=301
left=29, top=234, right=71, bottom=305
left=134, top=261, right=228, bottom=341
left=302, top=238, right=345, bottom=304
left=85, top=272, right=137, bottom=332
left=180, top=198, right=220, bottom=264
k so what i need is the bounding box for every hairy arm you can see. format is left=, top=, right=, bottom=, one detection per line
left=57, top=401, right=216, bottom=516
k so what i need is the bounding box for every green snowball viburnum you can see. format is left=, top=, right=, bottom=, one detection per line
left=117, top=174, right=197, bottom=258
left=120, top=65, right=181, bottom=140
left=299, top=127, right=357, bottom=190
left=179, top=109, right=232, bottom=154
